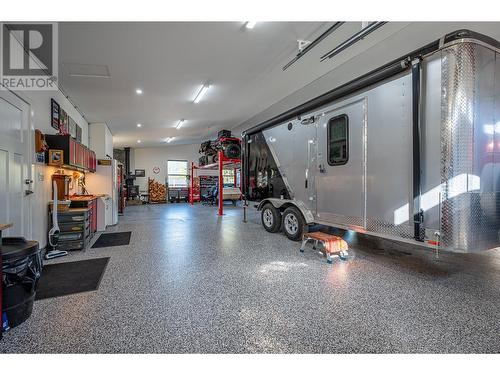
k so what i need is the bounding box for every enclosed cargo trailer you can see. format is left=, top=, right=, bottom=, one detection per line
left=242, top=30, right=500, bottom=253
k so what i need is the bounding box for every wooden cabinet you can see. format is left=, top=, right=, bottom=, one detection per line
left=45, top=134, right=96, bottom=172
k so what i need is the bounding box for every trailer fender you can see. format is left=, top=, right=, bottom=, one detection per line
left=257, top=198, right=314, bottom=224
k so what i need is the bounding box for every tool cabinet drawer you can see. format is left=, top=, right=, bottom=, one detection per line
left=56, top=240, right=85, bottom=251
left=59, top=222, right=85, bottom=232
left=57, top=213, right=87, bottom=222
left=58, top=232, right=85, bottom=241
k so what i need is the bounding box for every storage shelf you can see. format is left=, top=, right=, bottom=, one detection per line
left=190, top=150, right=242, bottom=216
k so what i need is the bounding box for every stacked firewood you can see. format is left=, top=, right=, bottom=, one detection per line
left=148, top=178, right=166, bottom=202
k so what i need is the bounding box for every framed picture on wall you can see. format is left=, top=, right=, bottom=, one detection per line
left=51, top=99, right=60, bottom=130
left=135, top=169, right=145, bottom=177
left=48, top=149, right=64, bottom=166
left=59, top=108, right=69, bottom=135
left=69, top=117, right=77, bottom=139
left=76, top=124, right=82, bottom=142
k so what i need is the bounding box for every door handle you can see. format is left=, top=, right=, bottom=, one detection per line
left=25, top=190, right=34, bottom=195
left=305, top=179, right=308, bottom=189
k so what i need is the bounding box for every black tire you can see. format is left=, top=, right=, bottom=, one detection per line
left=282, top=206, right=306, bottom=241
left=223, top=143, right=241, bottom=159
left=261, top=203, right=281, bottom=233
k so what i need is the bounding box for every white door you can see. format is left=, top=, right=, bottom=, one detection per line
left=0, top=90, right=31, bottom=237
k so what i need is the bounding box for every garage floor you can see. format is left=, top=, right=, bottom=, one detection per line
left=1, top=203, right=499, bottom=353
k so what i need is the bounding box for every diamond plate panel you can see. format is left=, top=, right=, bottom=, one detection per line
left=440, top=42, right=500, bottom=252
left=366, top=218, right=414, bottom=240
left=318, top=212, right=364, bottom=228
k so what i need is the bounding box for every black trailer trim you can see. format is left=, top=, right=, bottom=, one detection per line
left=411, top=59, right=424, bottom=242
left=242, top=133, right=249, bottom=197
left=242, top=29, right=500, bottom=138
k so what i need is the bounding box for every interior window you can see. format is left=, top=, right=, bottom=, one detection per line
left=167, top=160, right=188, bottom=187
left=222, top=169, right=234, bottom=186
left=328, top=115, right=348, bottom=165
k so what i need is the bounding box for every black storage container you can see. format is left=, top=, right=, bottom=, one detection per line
left=218, top=129, right=231, bottom=139
left=1, top=237, right=42, bottom=329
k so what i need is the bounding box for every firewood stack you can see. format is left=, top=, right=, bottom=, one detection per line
left=148, top=178, right=167, bottom=203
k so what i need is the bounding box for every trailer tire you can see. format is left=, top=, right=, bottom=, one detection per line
left=261, top=204, right=281, bottom=233
left=282, top=206, right=306, bottom=241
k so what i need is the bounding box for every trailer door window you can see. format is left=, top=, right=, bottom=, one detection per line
left=328, top=115, right=348, bottom=165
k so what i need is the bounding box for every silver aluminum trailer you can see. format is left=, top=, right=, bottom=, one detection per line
left=242, top=29, right=500, bottom=253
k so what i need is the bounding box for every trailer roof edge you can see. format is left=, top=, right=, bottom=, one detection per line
left=242, top=29, right=500, bottom=137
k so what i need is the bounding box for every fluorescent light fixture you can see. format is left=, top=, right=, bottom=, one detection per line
left=137, top=123, right=142, bottom=128
left=135, top=88, right=143, bottom=95
left=176, top=119, right=185, bottom=129
left=245, top=21, right=257, bottom=29
left=193, top=84, right=210, bottom=104
left=137, top=140, right=141, bottom=143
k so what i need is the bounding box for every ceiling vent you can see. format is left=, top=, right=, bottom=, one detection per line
left=63, top=63, right=110, bottom=78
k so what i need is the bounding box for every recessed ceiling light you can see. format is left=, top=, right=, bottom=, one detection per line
left=135, top=88, right=143, bottom=95
left=137, top=139, right=141, bottom=143
left=165, top=137, right=174, bottom=143
left=193, top=84, right=210, bottom=104
left=137, top=123, right=142, bottom=128
left=245, top=21, right=257, bottom=29
left=176, top=119, right=185, bottom=130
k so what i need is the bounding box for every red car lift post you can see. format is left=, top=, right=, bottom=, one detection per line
left=220, top=150, right=228, bottom=215
left=189, top=161, right=198, bottom=206
left=190, top=149, right=241, bottom=216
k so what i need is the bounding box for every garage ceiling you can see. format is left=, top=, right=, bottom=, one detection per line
left=58, top=22, right=340, bottom=147
left=59, top=22, right=500, bottom=148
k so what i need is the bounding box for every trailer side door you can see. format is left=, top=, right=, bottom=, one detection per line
left=315, top=99, right=366, bottom=229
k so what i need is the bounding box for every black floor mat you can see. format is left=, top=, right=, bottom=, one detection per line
left=91, top=231, right=131, bottom=248
left=35, top=257, right=110, bottom=300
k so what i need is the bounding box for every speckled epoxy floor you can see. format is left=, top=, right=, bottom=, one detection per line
left=1, top=203, right=499, bottom=353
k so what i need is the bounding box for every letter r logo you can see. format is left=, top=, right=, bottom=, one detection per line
left=2, top=23, right=53, bottom=76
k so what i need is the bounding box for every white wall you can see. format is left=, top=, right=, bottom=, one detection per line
left=12, top=88, right=89, bottom=249
left=132, top=144, right=218, bottom=191
left=89, top=122, right=113, bottom=159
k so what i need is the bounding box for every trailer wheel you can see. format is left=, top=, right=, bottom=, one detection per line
left=261, top=204, right=281, bottom=233
left=282, top=206, right=306, bottom=241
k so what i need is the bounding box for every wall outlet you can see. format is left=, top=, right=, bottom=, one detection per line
left=38, top=173, right=45, bottom=181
